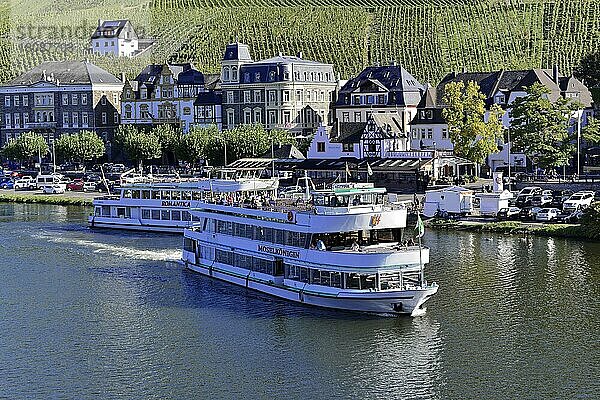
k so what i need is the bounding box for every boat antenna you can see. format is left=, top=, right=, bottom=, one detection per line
left=415, top=212, right=425, bottom=286
left=304, top=170, right=310, bottom=201
left=100, top=164, right=111, bottom=196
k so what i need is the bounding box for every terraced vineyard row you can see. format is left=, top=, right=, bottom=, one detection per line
left=0, top=0, right=598, bottom=85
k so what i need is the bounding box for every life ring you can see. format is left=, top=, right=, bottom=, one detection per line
left=287, top=211, right=294, bottom=222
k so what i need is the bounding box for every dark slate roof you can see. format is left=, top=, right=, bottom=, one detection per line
left=134, top=63, right=195, bottom=86
left=260, top=144, right=305, bottom=160
left=331, top=122, right=367, bottom=144
left=240, top=64, right=283, bottom=84
left=336, top=64, right=424, bottom=107
left=295, top=157, right=429, bottom=172
left=177, top=69, right=204, bottom=85
left=194, top=91, right=222, bottom=105
left=223, top=42, right=253, bottom=62
left=91, top=20, right=132, bottom=39
left=4, top=60, right=122, bottom=86
left=204, top=73, right=221, bottom=90
left=437, top=68, right=593, bottom=108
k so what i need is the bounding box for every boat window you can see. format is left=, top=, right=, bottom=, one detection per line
left=215, top=249, right=233, bottom=265
left=183, top=237, right=195, bottom=253
left=151, top=210, right=160, bottom=219
left=182, top=191, right=192, bottom=200
left=101, top=206, right=110, bottom=216
left=161, top=210, right=170, bottom=220
left=132, top=190, right=140, bottom=199
left=172, top=191, right=182, bottom=200
left=330, top=272, right=342, bottom=288
left=311, top=269, right=321, bottom=284
left=142, top=190, right=150, bottom=199
left=274, top=229, right=285, bottom=245
left=192, top=214, right=201, bottom=222
left=172, top=210, right=181, bottom=221
left=234, top=253, right=252, bottom=269
left=117, top=207, right=126, bottom=217
left=123, top=190, right=132, bottom=199
left=161, top=190, right=171, bottom=200
left=94, top=207, right=101, bottom=216
left=346, top=273, right=361, bottom=289
left=182, top=211, right=191, bottom=221
left=192, top=191, right=203, bottom=201
left=299, top=267, right=309, bottom=283
left=313, top=194, right=325, bottom=206
left=151, top=190, right=160, bottom=200
left=142, top=209, right=151, bottom=219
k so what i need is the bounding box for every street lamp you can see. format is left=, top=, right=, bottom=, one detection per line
left=576, top=109, right=582, bottom=178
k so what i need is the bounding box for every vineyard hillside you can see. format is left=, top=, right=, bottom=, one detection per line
left=0, top=0, right=598, bottom=85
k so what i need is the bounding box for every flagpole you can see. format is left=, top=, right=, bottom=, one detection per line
left=418, top=233, right=423, bottom=287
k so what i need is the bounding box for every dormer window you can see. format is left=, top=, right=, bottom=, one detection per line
left=495, top=93, right=505, bottom=104
left=231, top=66, right=238, bottom=81
left=255, top=72, right=261, bottom=81
left=223, top=67, right=230, bottom=81
left=269, top=71, right=276, bottom=81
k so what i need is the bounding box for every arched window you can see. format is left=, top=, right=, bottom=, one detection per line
left=125, top=105, right=132, bottom=119
left=232, top=66, right=238, bottom=81
left=36, top=112, right=41, bottom=122
left=223, top=67, right=230, bottom=81
left=42, top=112, right=47, bottom=122
left=49, top=112, right=54, bottom=122
left=140, top=104, right=149, bottom=119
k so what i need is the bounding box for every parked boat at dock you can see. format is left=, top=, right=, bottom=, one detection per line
left=182, top=184, right=438, bottom=316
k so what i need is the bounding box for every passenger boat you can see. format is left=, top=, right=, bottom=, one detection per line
left=182, top=184, right=438, bottom=316
left=88, top=168, right=278, bottom=233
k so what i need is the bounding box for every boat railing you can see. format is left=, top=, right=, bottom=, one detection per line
left=94, top=195, right=120, bottom=201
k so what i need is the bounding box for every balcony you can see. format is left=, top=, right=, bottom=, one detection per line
left=24, top=121, right=57, bottom=129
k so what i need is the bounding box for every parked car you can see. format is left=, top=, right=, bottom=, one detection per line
left=67, top=179, right=85, bottom=191
left=83, top=181, right=97, bottom=192
left=556, top=210, right=584, bottom=223
left=519, top=206, right=542, bottom=221
left=42, top=184, right=66, bottom=194
left=518, top=186, right=542, bottom=196
left=0, top=179, right=14, bottom=189
left=515, top=194, right=534, bottom=208
left=95, top=180, right=116, bottom=193
left=497, top=206, right=521, bottom=220
left=14, top=176, right=36, bottom=190
left=550, top=189, right=574, bottom=208
left=536, top=208, right=561, bottom=222
left=531, top=193, right=553, bottom=207
left=562, top=191, right=595, bottom=213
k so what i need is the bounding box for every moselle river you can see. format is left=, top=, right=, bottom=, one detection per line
left=0, top=203, right=598, bottom=400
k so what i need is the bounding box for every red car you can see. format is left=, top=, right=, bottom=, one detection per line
left=66, top=179, right=84, bottom=191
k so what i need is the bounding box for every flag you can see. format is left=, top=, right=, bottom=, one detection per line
left=366, top=162, right=373, bottom=176
left=415, top=213, right=425, bottom=238
left=345, top=162, right=351, bottom=177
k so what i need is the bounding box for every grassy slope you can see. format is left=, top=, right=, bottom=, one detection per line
left=0, top=0, right=599, bottom=84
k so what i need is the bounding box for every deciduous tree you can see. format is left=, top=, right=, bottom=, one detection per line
left=55, top=130, right=105, bottom=168
left=115, top=125, right=161, bottom=171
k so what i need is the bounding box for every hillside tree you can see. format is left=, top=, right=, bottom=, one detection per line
left=442, top=81, right=504, bottom=170
left=574, top=51, right=600, bottom=88
left=1, top=132, right=49, bottom=166
left=55, top=130, right=105, bottom=168
left=115, top=125, right=161, bottom=171
left=151, top=124, right=182, bottom=164
left=176, top=125, right=218, bottom=166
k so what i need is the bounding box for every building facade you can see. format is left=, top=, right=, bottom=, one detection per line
left=121, top=63, right=222, bottom=132
left=220, top=42, right=337, bottom=136
left=334, top=63, right=424, bottom=138
left=91, top=20, right=139, bottom=57
left=0, top=61, right=123, bottom=149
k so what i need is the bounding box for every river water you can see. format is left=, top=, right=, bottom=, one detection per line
left=0, top=203, right=598, bottom=399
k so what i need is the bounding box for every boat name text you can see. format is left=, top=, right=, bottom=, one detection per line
left=257, top=245, right=300, bottom=259
left=161, top=200, right=191, bottom=207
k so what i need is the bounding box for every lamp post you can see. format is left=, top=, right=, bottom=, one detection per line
left=432, top=141, right=437, bottom=181
left=576, top=110, right=582, bottom=178
left=507, top=128, right=511, bottom=191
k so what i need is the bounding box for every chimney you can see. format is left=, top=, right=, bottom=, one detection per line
left=98, top=19, right=103, bottom=28
left=297, top=51, right=303, bottom=59
left=390, top=60, right=396, bottom=66
left=552, top=64, right=559, bottom=85
left=462, top=66, right=467, bottom=73
left=121, top=72, right=126, bottom=83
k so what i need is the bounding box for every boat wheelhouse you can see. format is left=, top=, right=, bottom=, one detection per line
left=88, top=168, right=278, bottom=233
left=182, top=184, right=438, bottom=316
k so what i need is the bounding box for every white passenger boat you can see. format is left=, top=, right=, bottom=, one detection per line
left=182, top=184, right=438, bottom=316
left=88, top=168, right=278, bottom=233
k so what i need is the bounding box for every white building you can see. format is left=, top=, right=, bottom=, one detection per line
left=91, top=20, right=139, bottom=57
left=121, top=63, right=221, bottom=132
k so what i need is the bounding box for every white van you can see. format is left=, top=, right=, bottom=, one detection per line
left=36, top=174, right=64, bottom=189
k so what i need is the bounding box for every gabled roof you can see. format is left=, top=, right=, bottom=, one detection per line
left=4, top=60, right=122, bottom=86
left=331, top=122, right=367, bottom=144
left=337, top=64, right=424, bottom=107
left=260, top=144, right=305, bottom=160
left=194, top=91, right=222, bottom=105
left=370, top=112, right=406, bottom=136
left=133, top=63, right=196, bottom=86
left=91, top=20, right=135, bottom=39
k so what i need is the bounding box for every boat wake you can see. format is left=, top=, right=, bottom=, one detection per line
left=31, top=232, right=181, bottom=262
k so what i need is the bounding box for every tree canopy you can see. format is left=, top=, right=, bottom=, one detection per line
left=115, top=125, right=161, bottom=170
left=55, top=130, right=105, bottom=165
left=509, top=82, right=582, bottom=169
left=175, top=125, right=218, bottom=165
left=1, top=132, right=49, bottom=164
left=574, top=51, right=600, bottom=88
left=442, top=81, right=504, bottom=165
left=151, top=124, right=182, bottom=164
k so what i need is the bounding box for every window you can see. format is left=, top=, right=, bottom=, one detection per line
left=244, top=109, right=251, bottom=124
left=22, top=95, right=28, bottom=106
left=268, top=90, right=277, bottom=105
left=231, top=66, right=238, bottom=81
left=268, top=110, right=277, bottom=125
left=124, top=105, right=132, bottom=119
left=4, top=114, right=10, bottom=128
left=72, top=94, right=78, bottom=105
left=354, top=112, right=361, bottom=122
left=81, top=94, right=87, bottom=105
left=62, top=94, right=68, bottom=105
left=72, top=113, right=78, bottom=127
left=367, top=95, right=374, bottom=104
left=283, top=111, right=291, bottom=125
left=420, top=128, right=426, bottom=139
left=254, top=90, right=261, bottom=102
left=63, top=112, right=69, bottom=126
left=102, top=112, right=107, bottom=124
left=183, top=107, right=191, bottom=115
left=377, top=94, right=385, bottom=104
left=295, top=90, right=302, bottom=102
left=223, top=67, right=230, bottom=81
left=426, top=110, right=433, bottom=119
left=254, top=109, right=261, bottom=123
left=317, top=142, right=325, bottom=152
left=442, top=128, right=448, bottom=139
left=255, top=72, right=261, bottom=81
left=227, top=91, right=234, bottom=104
left=101, top=96, right=106, bottom=105
left=243, top=91, right=251, bottom=103
left=113, top=93, right=118, bottom=105
left=282, top=90, right=290, bottom=102
left=306, top=91, right=312, bottom=102
left=140, top=104, right=149, bottom=119
left=23, top=113, right=29, bottom=124
left=13, top=96, right=19, bottom=106
left=342, top=143, right=353, bottom=152
left=114, top=112, right=119, bottom=123
left=82, top=113, right=88, bottom=126
left=227, top=109, right=235, bottom=127
left=427, top=128, right=433, bottom=139
left=342, top=112, right=350, bottom=122
left=13, top=113, right=20, bottom=128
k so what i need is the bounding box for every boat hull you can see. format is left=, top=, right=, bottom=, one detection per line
left=88, top=216, right=184, bottom=233
left=184, top=259, right=438, bottom=316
